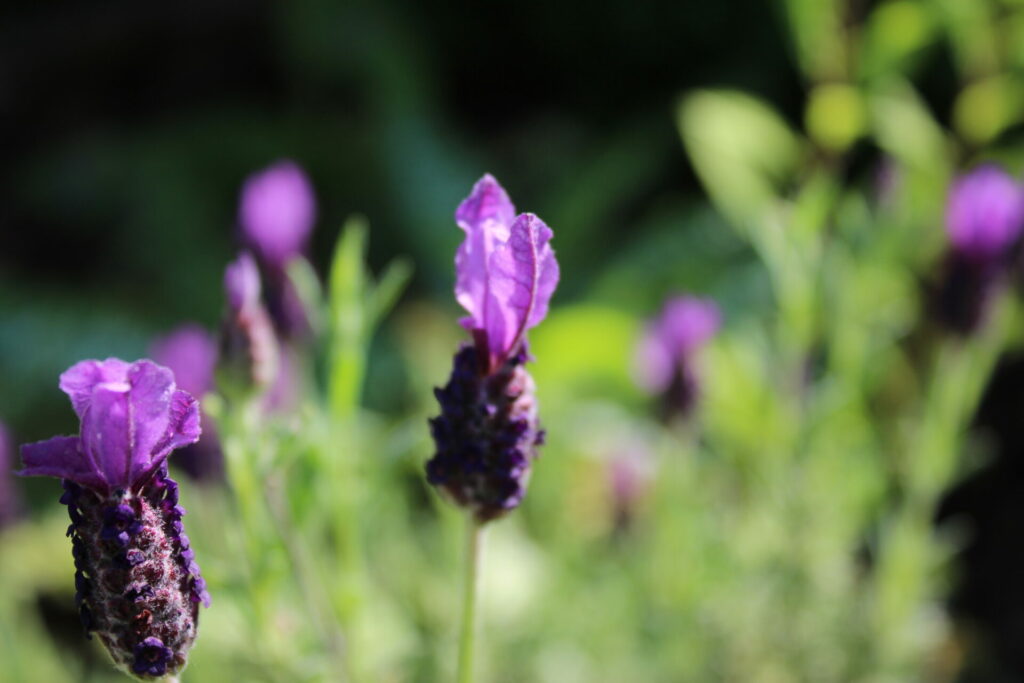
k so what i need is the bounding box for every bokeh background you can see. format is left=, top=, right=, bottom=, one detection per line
left=4, top=1, right=1024, bottom=681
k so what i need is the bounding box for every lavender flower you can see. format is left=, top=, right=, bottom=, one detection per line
left=19, top=359, right=210, bottom=680
left=151, top=325, right=223, bottom=481
left=239, top=160, right=316, bottom=271
left=635, top=296, right=720, bottom=418
left=220, top=252, right=279, bottom=393
left=937, top=165, right=1024, bottom=333
left=238, top=160, right=317, bottom=336
left=0, top=421, right=23, bottom=528
left=426, top=174, right=560, bottom=522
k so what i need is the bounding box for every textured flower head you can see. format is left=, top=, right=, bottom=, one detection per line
left=635, top=296, right=720, bottom=395
left=946, top=164, right=1024, bottom=260
left=454, top=174, right=560, bottom=372
left=239, top=160, right=316, bottom=270
left=20, top=359, right=200, bottom=496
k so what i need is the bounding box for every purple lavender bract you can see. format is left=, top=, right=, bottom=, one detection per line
left=239, top=160, right=316, bottom=271
left=937, top=165, right=1024, bottom=333
left=19, top=358, right=209, bottom=680
left=635, top=296, right=720, bottom=417
left=426, top=174, right=559, bottom=522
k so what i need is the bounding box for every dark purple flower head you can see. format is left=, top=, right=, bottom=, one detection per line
left=20, top=359, right=201, bottom=496
left=239, top=160, right=316, bottom=271
left=945, top=165, right=1024, bottom=261
left=150, top=326, right=224, bottom=481
left=19, top=360, right=208, bottom=679
left=427, top=175, right=559, bottom=522
left=635, top=296, right=720, bottom=396
left=454, top=174, right=560, bottom=372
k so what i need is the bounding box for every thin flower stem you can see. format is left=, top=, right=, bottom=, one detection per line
left=457, top=517, right=485, bottom=683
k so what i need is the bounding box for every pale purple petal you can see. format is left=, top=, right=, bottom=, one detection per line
left=633, top=327, right=674, bottom=394
left=239, top=160, right=316, bottom=270
left=659, top=297, right=721, bottom=355
left=20, top=436, right=108, bottom=491
left=225, top=252, right=262, bottom=313
left=59, top=358, right=131, bottom=419
left=635, top=296, right=720, bottom=396
left=946, top=165, right=1024, bottom=258
left=125, top=362, right=176, bottom=483
left=150, top=325, right=218, bottom=399
left=484, top=213, right=558, bottom=362
left=150, top=391, right=201, bottom=466
left=454, top=174, right=516, bottom=328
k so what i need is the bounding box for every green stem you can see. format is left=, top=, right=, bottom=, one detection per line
left=457, top=517, right=485, bottom=683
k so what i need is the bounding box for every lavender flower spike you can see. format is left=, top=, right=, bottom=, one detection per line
left=635, top=296, right=720, bottom=417
left=19, top=358, right=210, bottom=680
left=427, top=175, right=559, bottom=522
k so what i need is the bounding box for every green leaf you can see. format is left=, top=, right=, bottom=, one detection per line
left=678, top=90, right=803, bottom=229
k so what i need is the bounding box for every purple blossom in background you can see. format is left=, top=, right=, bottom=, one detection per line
left=0, top=421, right=22, bottom=528
left=635, top=296, right=720, bottom=417
left=239, top=160, right=316, bottom=270
left=937, top=165, right=1024, bottom=333
left=220, top=252, right=279, bottom=392
left=945, top=165, right=1024, bottom=261
left=19, top=359, right=209, bottom=679
left=151, top=326, right=223, bottom=481
left=426, top=174, right=560, bottom=522
left=607, top=445, right=655, bottom=534
left=238, top=160, right=318, bottom=337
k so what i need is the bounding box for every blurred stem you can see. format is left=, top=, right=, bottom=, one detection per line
left=457, top=517, right=485, bottom=683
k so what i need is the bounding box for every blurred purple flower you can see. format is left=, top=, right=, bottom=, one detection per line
left=426, top=174, right=559, bottom=522
left=220, top=252, right=279, bottom=392
left=635, top=296, right=720, bottom=416
left=239, top=160, right=316, bottom=271
left=150, top=325, right=224, bottom=481
left=946, top=165, right=1024, bottom=261
left=936, top=165, right=1024, bottom=334
left=19, top=358, right=208, bottom=677
left=0, top=422, right=22, bottom=528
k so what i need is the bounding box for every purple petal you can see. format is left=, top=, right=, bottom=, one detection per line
left=946, top=165, right=1024, bottom=258
left=484, top=213, right=559, bottom=363
left=151, top=391, right=202, bottom=462
left=454, top=174, right=516, bottom=328
left=19, top=436, right=108, bottom=491
left=78, top=362, right=176, bottom=490
left=634, top=327, right=675, bottom=394
left=239, top=160, right=316, bottom=270
left=659, top=297, right=721, bottom=355
left=224, top=252, right=262, bottom=313
left=59, top=358, right=131, bottom=419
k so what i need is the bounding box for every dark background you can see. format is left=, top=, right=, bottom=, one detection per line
left=1, top=2, right=1020, bottom=679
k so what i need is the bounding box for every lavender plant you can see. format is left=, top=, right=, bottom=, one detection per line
left=425, top=174, right=559, bottom=682
left=18, top=359, right=209, bottom=680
